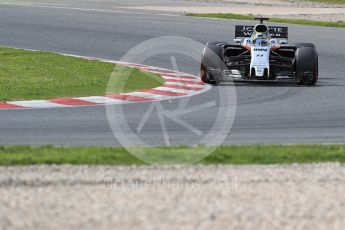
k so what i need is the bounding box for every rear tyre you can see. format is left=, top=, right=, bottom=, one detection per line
left=200, top=42, right=225, bottom=84
left=295, top=46, right=318, bottom=85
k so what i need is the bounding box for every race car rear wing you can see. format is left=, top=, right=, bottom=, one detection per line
left=234, top=25, right=288, bottom=44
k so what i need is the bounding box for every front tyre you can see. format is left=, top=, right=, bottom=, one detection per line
left=200, top=42, right=224, bottom=84
left=295, top=46, right=318, bottom=85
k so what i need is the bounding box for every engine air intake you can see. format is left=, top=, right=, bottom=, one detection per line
left=254, top=24, right=268, bottom=33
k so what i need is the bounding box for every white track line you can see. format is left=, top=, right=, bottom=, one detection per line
left=77, top=96, right=124, bottom=105
left=155, top=87, right=197, bottom=94
left=8, top=100, right=68, bottom=108
left=161, top=82, right=205, bottom=88
left=125, top=92, right=168, bottom=100
left=162, top=76, right=202, bottom=82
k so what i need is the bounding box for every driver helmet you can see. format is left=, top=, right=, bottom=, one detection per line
left=253, top=33, right=269, bottom=46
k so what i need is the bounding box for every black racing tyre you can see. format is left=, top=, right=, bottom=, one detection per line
left=295, top=46, right=318, bottom=85
left=200, top=42, right=225, bottom=84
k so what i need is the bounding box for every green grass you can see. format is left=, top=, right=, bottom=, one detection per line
left=0, top=47, right=164, bottom=101
left=1, top=145, right=345, bottom=166
left=186, top=13, right=345, bottom=28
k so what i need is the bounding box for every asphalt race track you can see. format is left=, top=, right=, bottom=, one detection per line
left=0, top=2, right=345, bottom=146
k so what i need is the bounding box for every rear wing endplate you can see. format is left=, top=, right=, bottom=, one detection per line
left=235, top=25, right=288, bottom=43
